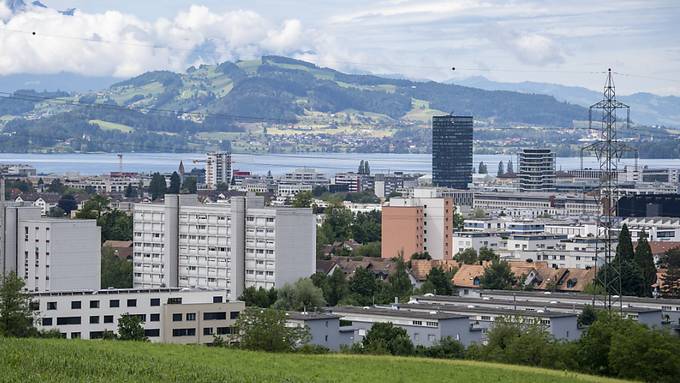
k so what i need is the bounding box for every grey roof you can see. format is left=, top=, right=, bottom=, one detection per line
left=330, top=306, right=468, bottom=321
left=286, top=312, right=341, bottom=321
left=411, top=295, right=662, bottom=314
left=396, top=303, right=578, bottom=319
left=469, top=289, right=680, bottom=306
left=31, top=287, right=227, bottom=297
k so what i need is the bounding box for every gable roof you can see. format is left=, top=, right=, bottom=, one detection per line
left=410, top=259, right=459, bottom=281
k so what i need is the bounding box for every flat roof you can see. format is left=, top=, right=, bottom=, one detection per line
left=411, top=295, right=662, bottom=314
left=468, top=289, right=680, bottom=306
left=397, top=303, right=578, bottom=319
left=31, top=287, right=227, bottom=297
left=330, top=306, right=468, bottom=321
left=286, top=312, right=341, bottom=321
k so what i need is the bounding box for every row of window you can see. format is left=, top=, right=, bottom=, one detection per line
left=172, top=311, right=239, bottom=322
left=172, top=327, right=233, bottom=337
left=44, top=296, right=201, bottom=311
left=42, top=313, right=162, bottom=326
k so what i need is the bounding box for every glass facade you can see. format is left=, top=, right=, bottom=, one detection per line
left=432, top=115, right=473, bottom=189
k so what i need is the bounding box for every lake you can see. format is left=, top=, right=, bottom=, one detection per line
left=1, top=152, right=679, bottom=176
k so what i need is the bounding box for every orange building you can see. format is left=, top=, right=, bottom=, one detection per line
left=381, top=205, right=424, bottom=260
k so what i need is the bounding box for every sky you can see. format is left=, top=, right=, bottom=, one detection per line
left=1, top=0, right=679, bottom=95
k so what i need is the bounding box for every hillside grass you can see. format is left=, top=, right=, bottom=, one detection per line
left=89, top=119, right=135, bottom=133
left=0, top=337, right=629, bottom=383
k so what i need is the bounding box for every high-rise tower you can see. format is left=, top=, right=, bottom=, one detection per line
left=432, top=115, right=473, bottom=189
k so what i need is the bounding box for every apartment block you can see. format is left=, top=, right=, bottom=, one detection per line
left=381, top=189, right=454, bottom=260
left=205, top=152, right=231, bottom=190
left=518, top=148, right=556, bottom=192
left=133, top=194, right=315, bottom=300
left=31, top=288, right=242, bottom=342
left=1, top=200, right=100, bottom=292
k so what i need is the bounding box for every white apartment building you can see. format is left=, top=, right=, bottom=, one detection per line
left=453, top=232, right=504, bottom=254
left=279, top=168, right=329, bottom=186
left=518, top=148, right=556, bottom=192
left=133, top=194, right=316, bottom=300
left=205, top=152, right=232, bottom=190
left=63, top=175, right=140, bottom=194
left=1, top=201, right=100, bottom=292
left=277, top=183, right=312, bottom=198
left=618, top=217, right=680, bottom=242
left=31, top=288, right=242, bottom=342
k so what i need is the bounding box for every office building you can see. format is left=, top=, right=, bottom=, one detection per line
left=432, top=115, right=473, bottom=189
left=205, top=152, right=232, bottom=190
left=618, top=194, right=680, bottom=218
left=1, top=188, right=100, bottom=292
left=518, top=148, right=556, bottom=192
left=31, top=288, right=243, bottom=343
left=381, top=189, right=454, bottom=260
left=133, top=194, right=316, bottom=300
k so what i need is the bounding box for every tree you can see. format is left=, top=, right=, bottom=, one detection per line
left=597, top=260, right=644, bottom=297
left=233, top=308, right=310, bottom=352
left=101, top=247, right=132, bottom=288
left=497, top=161, right=504, bottom=177
left=292, top=191, right=313, bottom=208
left=318, top=205, right=353, bottom=244
left=453, top=213, right=464, bottom=231
left=349, top=267, right=379, bottom=306
left=480, top=260, right=515, bottom=290
left=506, top=159, right=514, bottom=174
left=661, top=248, right=680, bottom=298
left=351, top=210, right=381, bottom=244
left=168, top=172, right=181, bottom=194
left=57, top=194, right=77, bottom=215
left=358, top=160, right=365, bottom=174
left=478, top=247, right=499, bottom=262
left=353, top=242, right=381, bottom=258
left=362, top=322, right=414, bottom=356
left=124, top=183, right=137, bottom=198
left=181, top=176, right=197, bottom=194
left=325, top=269, right=349, bottom=306
left=149, top=173, right=167, bottom=200
left=454, top=248, right=478, bottom=265
left=410, top=252, right=431, bottom=261
left=478, top=161, right=487, bottom=174
left=239, top=286, right=277, bottom=308
left=46, top=206, right=65, bottom=217
left=0, top=273, right=36, bottom=338
left=634, top=231, right=656, bottom=297
left=273, top=278, right=326, bottom=311
left=425, top=267, right=455, bottom=295
left=98, top=210, right=133, bottom=242
left=577, top=304, right=598, bottom=327
left=417, top=337, right=465, bottom=359
left=386, top=256, right=412, bottom=302
left=364, top=161, right=370, bottom=175
left=117, top=313, right=147, bottom=341
left=472, top=207, right=486, bottom=218
left=616, top=224, right=634, bottom=261
left=76, top=194, right=110, bottom=219
left=47, top=179, right=65, bottom=194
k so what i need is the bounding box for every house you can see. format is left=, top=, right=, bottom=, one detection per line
left=410, top=259, right=460, bottom=283
left=102, top=240, right=134, bottom=260
left=14, top=193, right=61, bottom=215
left=323, top=256, right=418, bottom=286
left=452, top=263, right=488, bottom=288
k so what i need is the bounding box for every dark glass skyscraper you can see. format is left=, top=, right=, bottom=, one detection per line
left=432, top=115, right=473, bottom=189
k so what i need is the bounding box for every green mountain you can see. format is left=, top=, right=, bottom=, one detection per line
left=0, top=55, right=595, bottom=153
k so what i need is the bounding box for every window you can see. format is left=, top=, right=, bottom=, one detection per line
left=71, top=301, right=82, bottom=309
left=204, top=312, right=227, bottom=321
left=127, top=299, right=137, bottom=307
left=47, top=301, right=57, bottom=310
left=216, top=327, right=231, bottom=335
left=172, top=328, right=196, bottom=337
left=150, top=314, right=160, bottom=322
left=104, top=315, right=114, bottom=324
left=89, top=300, right=99, bottom=309
left=144, top=329, right=160, bottom=337
left=172, top=313, right=183, bottom=322
left=186, top=313, right=196, bottom=321
left=42, top=318, right=53, bottom=326
left=109, top=299, right=120, bottom=308
left=230, top=311, right=240, bottom=320
left=412, top=320, right=422, bottom=326
left=90, top=331, right=104, bottom=339
left=56, top=317, right=81, bottom=325
left=167, top=297, right=182, bottom=305
left=150, top=298, right=160, bottom=307
left=71, top=332, right=81, bottom=339
left=203, top=327, right=214, bottom=336
left=89, top=316, right=99, bottom=324
left=213, top=296, right=223, bottom=303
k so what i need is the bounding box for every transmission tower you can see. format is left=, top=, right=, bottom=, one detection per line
left=581, top=69, right=637, bottom=312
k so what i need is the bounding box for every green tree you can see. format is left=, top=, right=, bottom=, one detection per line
left=364, top=161, right=370, bottom=175
left=481, top=260, right=515, bottom=290
left=362, top=322, right=414, bottom=356
left=478, top=247, right=499, bottom=262
left=577, top=310, right=641, bottom=376
left=149, top=173, right=167, bottom=201
left=353, top=242, right=381, bottom=258
left=117, top=313, right=147, bottom=341
left=386, top=256, right=412, bottom=302
left=76, top=194, right=110, bottom=219
left=661, top=248, right=680, bottom=298
left=319, top=205, right=353, bottom=244
left=233, top=308, right=310, bottom=352
left=506, top=159, right=514, bottom=174
left=239, top=286, right=277, bottom=308
left=349, top=267, right=379, bottom=306
left=0, top=273, right=36, bottom=338
left=417, top=336, right=465, bottom=359
left=98, top=210, right=133, bottom=242
left=634, top=231, right=656, bottom=297
left=597, top=260, right=644, bottom=297
left=46, top=206, right=65, bottom=217
left=410, top=252, right=431, bottom=261
left=168, top=172, right=181, bottom=194
left=358, top=160, right=365, bottom=174
left=47, top=179, right=65, bottom=194
left=453, top=213, right=464, bottom=231
left=325, top=269, right=349, bottom=306
left=478, top=161, right=487, bottom=174
left=577, top=305, right=597, bottom=327
left=273, top=278, right=326, bottom=311
left=351, top=211, right=381, bottom=244
left=472, top=207, right=486, bottom=218
left=181, top=176, right=197, bottom=194
left=497, top=161, right=504, bottom=177
left=425, top=267, right=455, bottom=295
left=291, top=191, right=313, bottom=208
left=454, top=248, right=478, bottom=265
left=57, top=194, right=78, bottom=214
left=101, top=247, right=132, bottom=288
left=616, top=224, right=634, bottom=261
left=124, top=183, right=137, bottom=198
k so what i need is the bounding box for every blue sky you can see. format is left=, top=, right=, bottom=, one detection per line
left=2, top=0, right=679, bottom=95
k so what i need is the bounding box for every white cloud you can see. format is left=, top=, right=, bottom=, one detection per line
left=0, top=3, right=11, bottom=20
left=493, top=30, right=565, bottom=66
left=0, top=5, right=317, bottom=77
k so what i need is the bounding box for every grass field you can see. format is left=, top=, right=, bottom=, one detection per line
left=89, top=119, right=135, bottom=133
left=0, top=338, right=628, bottom=383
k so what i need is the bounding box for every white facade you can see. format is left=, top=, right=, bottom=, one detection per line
left=619, top=217, right=680, bottom=242
left=133, top=195, right=316, bottom=300
left=453, top=232, right=503, bottom=254
left=1, top=202, right=100, bottom=292
left=205, top=152, right=232, bottom=190
left=277, top=183, right=312, bottom=198
left=31, top=288, right=233, bottom=342
left=279, top=168, right=329, bottom=186
left=518, top=148, right=556, bottom=192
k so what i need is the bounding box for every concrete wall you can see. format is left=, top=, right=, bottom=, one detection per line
left=161, top=301, right=245, bottom=344
left=275, top=208, right=316, bottom=287
left=48, top=221, right=100, bottom=291
left=381, top=206, right=423, bottom=260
